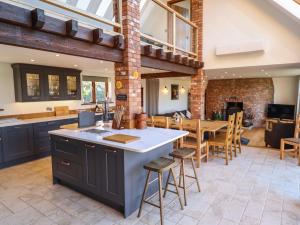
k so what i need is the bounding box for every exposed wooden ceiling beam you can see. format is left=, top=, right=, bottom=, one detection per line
left=141, top=56, right=198, bottom=75
left=0, top=2, right=124, bottom=49
left=141, top=72, right=191, bottom=79
left=0, top=21, right=123, bottom=62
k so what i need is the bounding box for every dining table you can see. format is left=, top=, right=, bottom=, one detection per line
left=170, top=119, right=228, bottom=135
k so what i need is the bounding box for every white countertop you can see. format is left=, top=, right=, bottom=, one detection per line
left=0, top=113, right=105, bottom=128
left=49, top=127, right=188, bottom=153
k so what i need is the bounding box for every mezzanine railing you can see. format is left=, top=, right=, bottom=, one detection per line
left=140, top=0, right=198, bottom=58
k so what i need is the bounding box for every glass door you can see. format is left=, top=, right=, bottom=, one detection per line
left=22, top=71, right=44, bottom=101
left=65, top=74, right=81, bottom=100
left=46, top=71, right=63, bottom=100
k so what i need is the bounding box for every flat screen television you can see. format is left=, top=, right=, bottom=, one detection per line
left=267, top=104, right=295, bottom=120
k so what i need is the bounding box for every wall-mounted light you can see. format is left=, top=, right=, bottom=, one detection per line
left=180, top=86, right=185, bottom=94
left=162, top=86, right=168, bottom=94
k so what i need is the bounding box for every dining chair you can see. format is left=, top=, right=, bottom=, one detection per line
left=179, top=119, right=208, bottom=168
left=150, top=116, right=170, bottom=129
left=207, top=114, right=236, bottom=165
left=232, top=111, right=243, bottom=157
left=280, top=115, right=300, bottom=165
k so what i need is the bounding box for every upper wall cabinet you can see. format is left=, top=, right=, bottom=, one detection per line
left=12, top=64, right=81, bottom=102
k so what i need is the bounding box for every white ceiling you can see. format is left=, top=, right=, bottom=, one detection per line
left=205, top=63, right=300, bottom=80
left=0, top=44, right=166, bottom=76
left=0, top=44, right=298, bottom=80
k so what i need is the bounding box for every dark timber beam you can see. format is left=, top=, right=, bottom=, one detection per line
left=0, top=2, right=124, bottom=49
left=66, top=20, right=78, bottom=37
left=93, top=28, right=104, bottom=43
left=0, top=22, right=123, bottom=62
left=114, top=35, right=124, bottom=48
left=141, top=56, right=197, bottom=75
left=156, top=49, right=167, bottom=60
left=141, top=72, right=191, bottom=79
left=31, top=8, right=45, bottom=29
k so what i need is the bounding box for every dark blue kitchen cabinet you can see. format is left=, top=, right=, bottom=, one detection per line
left=2, top=124, right=34, bottom=162
left=100, top=147, right=124, bottom=204
left=83, top=143, right=101, bottom=194
left=33, top=121, right=61, bottom=154
left=0, top=128, right=3, bottom=163
left=51, top=136, right=124, bottom=209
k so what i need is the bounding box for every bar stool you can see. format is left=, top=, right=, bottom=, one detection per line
left=167, top=149, right=201, bottom=206
left=138, top=157, right=183, bottom=225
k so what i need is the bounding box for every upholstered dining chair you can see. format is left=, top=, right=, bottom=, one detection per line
left=280, top=115, right=300, bottom=165
left=179, top=119, right=208, bottom=167
left=207, top=114, right=236, bottom=165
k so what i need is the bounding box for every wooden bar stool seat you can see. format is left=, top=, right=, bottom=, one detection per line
left=170, top=148, right=195, bottom=159
left=138, top=157, right=184, bottom=225
left=143, top=157, right=177, bottom=172
left=168, top=148, right=201, bottom=206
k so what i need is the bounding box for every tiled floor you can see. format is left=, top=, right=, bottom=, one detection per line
left=0, top=146, right=299, bottom=225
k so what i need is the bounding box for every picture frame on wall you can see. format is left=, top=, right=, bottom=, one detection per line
left=171, top=84, right=179, bottom=100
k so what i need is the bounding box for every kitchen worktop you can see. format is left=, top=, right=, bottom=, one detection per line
left=0, top=112, right=106, bottom=128
left=49, top=127, right=188, bottom=153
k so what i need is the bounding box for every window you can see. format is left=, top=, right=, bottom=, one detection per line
left=82, top=76, right=108, bottom=103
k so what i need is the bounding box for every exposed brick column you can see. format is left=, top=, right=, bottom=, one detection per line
left=190, top=0, right=204, bottom=119
left=115, top=0, right=141, bottom=128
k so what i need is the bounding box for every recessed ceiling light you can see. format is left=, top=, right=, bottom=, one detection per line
left=55, top=54, right=60, bottom=57
left=30, top=59, right=35, bottom=62
left=74, top=64, right=78, bottom=67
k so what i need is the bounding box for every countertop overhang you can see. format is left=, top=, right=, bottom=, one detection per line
left=49, top=127, right=188, bottom=153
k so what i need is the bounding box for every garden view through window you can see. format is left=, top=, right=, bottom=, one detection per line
left=82, top=77, right=107, bottom=103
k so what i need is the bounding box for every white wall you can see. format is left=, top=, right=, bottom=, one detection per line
left=203, top=0, right=300, bottom=69
left=0, top=62, right=115, bottom=116
left=158, top=78, right=191, bottom=114
left=273, top=77, right=298, bottom=105
left=141, top=78, right=191, bottom=115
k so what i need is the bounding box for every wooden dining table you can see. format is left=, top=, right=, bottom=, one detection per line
left=170, top=119, right=228, bottom=133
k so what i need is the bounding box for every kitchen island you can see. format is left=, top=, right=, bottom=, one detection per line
left=49, top=127, right=188, bottom=217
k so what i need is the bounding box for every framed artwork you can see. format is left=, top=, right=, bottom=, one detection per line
left=171, top=84, right=179, bottom=100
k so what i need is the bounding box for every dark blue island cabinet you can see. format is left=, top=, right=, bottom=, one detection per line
left=50, top=135, right=172, bottom=217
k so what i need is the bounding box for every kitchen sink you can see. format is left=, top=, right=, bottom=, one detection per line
left=82, top=129, right=109, bottom=135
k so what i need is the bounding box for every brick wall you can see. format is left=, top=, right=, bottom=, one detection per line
left=205, top=78, right=274, bottom=127
left=115, top=0, right=141, bottom=128
left=190, top=0, right=205, bottom=119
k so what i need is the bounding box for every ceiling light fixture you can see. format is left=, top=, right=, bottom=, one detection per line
left=30, top=59, right=35, bottom=62
left=55, top=54, right=60, bottom=57
left=74, top=64, right=78, bottom=67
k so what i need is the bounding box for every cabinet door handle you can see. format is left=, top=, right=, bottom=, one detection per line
left=61, top=138, right=69, bottom=142
left=85, top=144, right=95, bottom=149
left=106, top=149, right=117, bottom=153
left=61, top=161, right=71, bottom=166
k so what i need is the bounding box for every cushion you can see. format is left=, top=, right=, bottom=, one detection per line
left=179, top=112, right=186, bottom=119
left=186, top=110, right=192, bottom=119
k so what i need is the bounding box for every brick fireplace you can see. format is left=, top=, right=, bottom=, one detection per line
left=205, top=78, right=274, bottom=127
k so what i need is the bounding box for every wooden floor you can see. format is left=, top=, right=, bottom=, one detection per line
left=242, top=127, right=266, bottom=148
